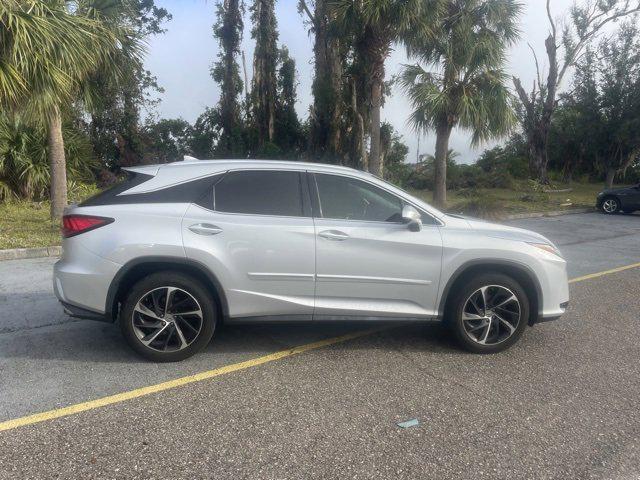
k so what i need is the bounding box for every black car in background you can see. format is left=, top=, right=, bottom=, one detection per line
left=596, top=183, right=640, bottom=214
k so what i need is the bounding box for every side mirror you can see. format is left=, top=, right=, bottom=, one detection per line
left=402, top=205, right=422, bottom=232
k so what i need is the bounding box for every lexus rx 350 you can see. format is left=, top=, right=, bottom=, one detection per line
left=54, top=160, right=569, bottom=361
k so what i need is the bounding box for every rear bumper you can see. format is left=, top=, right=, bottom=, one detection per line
left=60, top=300, right=110, bottom=322
left=53, top=242, right=121, bottom=315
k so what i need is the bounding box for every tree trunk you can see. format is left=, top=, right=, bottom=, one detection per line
left=433, top=122, right=452, bottom=209
left=48, top=106, right=67, bottom=221
left=513, top=75, right=555, bottom=184
left=368, top=78, right=382, bottom=176
left=605, top=168, right=616, bottom=189
left=528, top=136, right=549, bottom=184
left=351, top=79, right=367, bottom=171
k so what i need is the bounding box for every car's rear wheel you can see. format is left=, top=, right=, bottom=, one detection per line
left=120, top=272, right=217, bottom=362
left=601, top=196, right=621, bottom=214
left=446, top=273, right=530, bottom=354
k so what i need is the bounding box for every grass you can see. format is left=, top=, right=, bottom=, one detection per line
left=412, top=180, right=608, bottom=219
left=0, top=183, right=99, bottom=250
left=0, top=201, right=61, bottom=250
left=0, top=180, right=614, bottom=250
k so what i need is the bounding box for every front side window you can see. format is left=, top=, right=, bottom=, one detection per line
left=214, top=170, right=304, bottom=217
left=314, top=174, right=405, bottom=222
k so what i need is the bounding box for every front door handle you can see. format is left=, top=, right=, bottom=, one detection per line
left=189, top=223, right=223, bottom=236
left=318, top=230, right=349, bottom=241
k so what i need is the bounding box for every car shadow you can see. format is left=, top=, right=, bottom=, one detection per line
left=0, top=317, right=464, bottom=366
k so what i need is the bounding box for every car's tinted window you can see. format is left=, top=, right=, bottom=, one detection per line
left=315, top=174, right=405, bottom=222
left=214, top=170, right=304, bottom=216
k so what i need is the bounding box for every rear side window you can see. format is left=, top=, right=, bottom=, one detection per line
left=214, top=170, right=304, bottom=217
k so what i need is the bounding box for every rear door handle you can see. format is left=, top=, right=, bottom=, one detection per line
left=318, top=230, right=349, bottom=241
left=189, top=223, right=223, bottom=236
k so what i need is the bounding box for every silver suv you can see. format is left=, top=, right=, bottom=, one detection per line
left=54, top=160, right=569, bottom=361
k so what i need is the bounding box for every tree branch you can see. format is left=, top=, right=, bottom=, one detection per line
left=298, top=0, right=316, bottom=26
left=528, top=42, right=542, bottom=91
left=546, top=0, right=557, bottom=41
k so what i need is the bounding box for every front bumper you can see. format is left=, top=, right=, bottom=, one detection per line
left=534, top=301, right=569, bottom=324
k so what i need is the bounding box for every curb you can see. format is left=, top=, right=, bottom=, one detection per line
left=504, top=208, right=594, bottom=220
left=0, top=246, right=62, bottom=262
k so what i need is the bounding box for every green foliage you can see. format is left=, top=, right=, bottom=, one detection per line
left=211, top=0, right=246, bottom=156
left=519, top=180, right=549, bottom=203
left=406, top=148, right=517, bottom=192
left=400, top=0, right=521, bottom=145
left=0, top=114, right=95, bottom=201
left=83, top=0, right=170, bottom=168
left=476, top=136, right=529, bottom=179
left=450, top=194, right=503, bottom=220
left=546, top=23, right=640, bottom=184
left=380, top=123, right=410, bottom=185
left=250, top=0, right=279, bottom=148
left=0, top=0, right=127, bottom=117
left=274, top=47, right=304, bottom=156
left=141, top=118, right=193, bottom=163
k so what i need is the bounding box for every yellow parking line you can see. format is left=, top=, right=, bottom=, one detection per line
left=1, top=260, right=640, bottom=434
left=569, top=261, right=640, bottom=284
left=0, top=326, right=388, bottom=433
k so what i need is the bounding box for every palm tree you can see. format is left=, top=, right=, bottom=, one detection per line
left=333, top=0, right=442, bottom=176
left=400, top=0, right=521, bottom=208
left=0, top=1, right=129, bottom=219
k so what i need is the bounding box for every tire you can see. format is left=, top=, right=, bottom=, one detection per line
left=120, top=271, right=217, bottom=362
left=446, top=273, right=530, bottom=354
left=601, top=196, right=621, bottom=214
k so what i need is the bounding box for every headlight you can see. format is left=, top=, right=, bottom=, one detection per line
left=528, top=242, right=563, bottom=258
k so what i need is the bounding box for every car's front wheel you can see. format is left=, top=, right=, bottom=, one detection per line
left=447, top=273, right=530, bottom=354
left=601, top=196, right=621, bottom=214
left=120, top=272, right=217, bottom=362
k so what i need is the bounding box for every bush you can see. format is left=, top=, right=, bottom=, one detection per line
left=407, top=154, right=515, bottom=192
left=452, top=195, right=503, bottom=220
left=520, top=180, right=550, bottom=203
left=0, top=114, right=95, bottom=202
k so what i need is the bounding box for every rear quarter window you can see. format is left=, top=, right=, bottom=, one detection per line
left=80, top=172, right=153, bottom=207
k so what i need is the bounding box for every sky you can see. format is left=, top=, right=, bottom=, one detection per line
left=144, top=0, right=576, bottom=164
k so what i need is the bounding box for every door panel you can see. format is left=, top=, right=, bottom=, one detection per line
left=181, top=169, right=315, bottom=319
left=313, top=219, right=442, bottom=318
left=311, top=172, right=443, bottom=319
left=183, top=204, right=316, bottom=318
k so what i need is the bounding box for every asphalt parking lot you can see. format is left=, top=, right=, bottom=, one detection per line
left=0, top=211, right=639, bottom=479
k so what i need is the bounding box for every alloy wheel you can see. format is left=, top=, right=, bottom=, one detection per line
left=603, top=199, right=618, bottom=213
left=132, top=286, right=203, bottom=352
left=462, top=285, right=521, bottom=346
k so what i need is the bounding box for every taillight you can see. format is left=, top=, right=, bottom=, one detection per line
left=62, top=215, right=114, bottom=238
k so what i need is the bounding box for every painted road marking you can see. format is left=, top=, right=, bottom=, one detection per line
left=568, top=262, right=640, bottom=284
left=1, top=261, right=640, bottom=433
